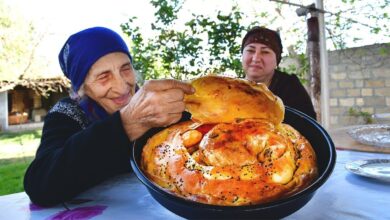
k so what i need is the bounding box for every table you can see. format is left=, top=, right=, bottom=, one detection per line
left=0, top=150, right=389, bottom=220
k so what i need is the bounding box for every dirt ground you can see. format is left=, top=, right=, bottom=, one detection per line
left=0, top=141, right=39, bottom=160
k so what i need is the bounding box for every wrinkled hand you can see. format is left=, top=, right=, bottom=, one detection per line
left=120, top=79, right=195, bottom=140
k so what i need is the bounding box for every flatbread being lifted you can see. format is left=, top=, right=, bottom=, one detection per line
left=184, top=75, right=284, bottom=125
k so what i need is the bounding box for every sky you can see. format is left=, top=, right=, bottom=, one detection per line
left=3, top=0, right=390, bottom=76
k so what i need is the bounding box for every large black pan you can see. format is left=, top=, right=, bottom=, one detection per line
left=130, top=106, right=336, bottom=219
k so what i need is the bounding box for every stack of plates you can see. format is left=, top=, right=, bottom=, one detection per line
left=347, top=124, right=390, bottom=148
left=346, top=124, right=390, bottom=181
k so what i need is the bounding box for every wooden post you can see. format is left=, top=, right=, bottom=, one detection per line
left=307, top=16, right=321, bottom=121
left=315, top=0, right=330, bottom=129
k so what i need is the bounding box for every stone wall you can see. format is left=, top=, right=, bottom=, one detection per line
left=328, top=43, right=390, bottom=128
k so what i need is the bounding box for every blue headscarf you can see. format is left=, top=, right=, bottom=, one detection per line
left=58, top=27, right=133, bottom=121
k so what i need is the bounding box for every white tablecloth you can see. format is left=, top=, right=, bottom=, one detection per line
left=0, top=150, right=389, bottom=220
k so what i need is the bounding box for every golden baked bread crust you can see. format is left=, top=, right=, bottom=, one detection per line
left=184, top=75, right=285, bottom=125
left=141, top=75, right=318, bottom=206
left=141, top=119, right=317, bottom=206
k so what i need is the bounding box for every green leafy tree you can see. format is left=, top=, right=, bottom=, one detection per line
left=0, top=0, right=46, bottom=82
left=121, top=0, right=390, bottom=82
left=323, top=0, right=389, bottom=50
left=121, top=0, right=252, bottom=82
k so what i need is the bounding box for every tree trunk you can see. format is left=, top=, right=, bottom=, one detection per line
left=307, top=16, right=321, bottom=121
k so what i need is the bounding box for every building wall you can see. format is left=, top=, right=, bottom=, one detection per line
left=0, top=88, right=68, bottom=131
left=0, top=92, right=8, bottom=131
left=328, top=43, right=390, bottom=128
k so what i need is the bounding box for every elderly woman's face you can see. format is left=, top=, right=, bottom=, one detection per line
left=83, top=52, right=136, bottom=114
left=242, top=43, right=277, bottom=83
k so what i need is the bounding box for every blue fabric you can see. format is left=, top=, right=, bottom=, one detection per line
left=58, top=27, right=133, bottom=121
left=58, top=27, right=132, bottom=92
left=79, top=97, right=109, bottom=122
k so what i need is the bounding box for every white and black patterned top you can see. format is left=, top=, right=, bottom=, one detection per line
left=49, top=98, right=90, bottom=129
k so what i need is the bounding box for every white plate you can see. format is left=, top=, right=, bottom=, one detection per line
left=372, top=113, right=390, bottom=124
left=345, top=159, right=390, bottom=182
left=347, top=124, right=390, bottom=148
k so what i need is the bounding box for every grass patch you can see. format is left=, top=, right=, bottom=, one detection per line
left=0, top=129, right=41, bottom=195
left=0, top=129, right=42, bottom=145
left=0, top=129, right=41, bottom=160
left=0, top=157, right=33, bottom=196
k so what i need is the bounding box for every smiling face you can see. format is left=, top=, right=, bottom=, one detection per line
left=242, top=43, right=277, bottom=85
left=83, top=52, right=136, bottom=114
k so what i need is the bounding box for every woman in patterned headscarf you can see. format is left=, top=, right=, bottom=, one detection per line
left=24, top=27, right=194, bottom=206
left=241, top=26, right=316, bottom=119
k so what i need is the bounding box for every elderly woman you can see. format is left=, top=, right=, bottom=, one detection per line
left=24, top=27, right=194, bottom=206
left=241, top=26, right=316, bottom=119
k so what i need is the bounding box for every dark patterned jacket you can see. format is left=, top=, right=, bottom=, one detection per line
left=24, top=98, right=133, bottom=206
